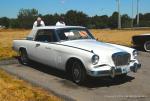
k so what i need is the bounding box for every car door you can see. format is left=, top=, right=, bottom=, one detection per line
left=33, top=29, right=58, bottom=67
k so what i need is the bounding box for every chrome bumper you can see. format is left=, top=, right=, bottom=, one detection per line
left=87, top=63, right=141, bottom=78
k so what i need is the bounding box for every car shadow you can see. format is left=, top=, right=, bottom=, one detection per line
left=82, top=76, right=134, bottom=88
left=23, top=60, right=135, bottom=88
left=28, top=61, right=67, bottom=79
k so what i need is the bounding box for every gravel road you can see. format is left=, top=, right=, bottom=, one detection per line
left=0, top=52, right=150, bottom=101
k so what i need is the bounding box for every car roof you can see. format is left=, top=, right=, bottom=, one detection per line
left=140, top=33, right=150, bottom=36
left=33, top=26, right=86, bottom=30
left=134, top=33, right=150, bottom=37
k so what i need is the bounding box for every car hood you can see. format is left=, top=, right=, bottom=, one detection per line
left=60, top=39, right=127, bottom=55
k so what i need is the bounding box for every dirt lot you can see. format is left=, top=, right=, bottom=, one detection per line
left=0, top=51, right=150, bottom=101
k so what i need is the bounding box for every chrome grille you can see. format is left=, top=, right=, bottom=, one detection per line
left=112, top=52, right=131, bottom=66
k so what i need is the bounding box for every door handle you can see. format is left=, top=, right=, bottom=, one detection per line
left=35, top=43, right=40, bottom=47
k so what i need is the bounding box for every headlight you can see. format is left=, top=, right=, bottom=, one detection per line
left=92, top=55, right=99, bottom=65
left=133, top=50, right=138, bottom=57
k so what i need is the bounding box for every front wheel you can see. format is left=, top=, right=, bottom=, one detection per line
left=71, top=60, right=87, bottom=85
left=144, top=41, right=150, bottom=52
left=19, top=49, right=30, bottom=65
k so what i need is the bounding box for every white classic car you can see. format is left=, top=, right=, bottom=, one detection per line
left=13, top=26, right=141, bottom=84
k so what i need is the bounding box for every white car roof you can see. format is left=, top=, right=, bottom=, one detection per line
left=33, top=26, right=86, bottom=30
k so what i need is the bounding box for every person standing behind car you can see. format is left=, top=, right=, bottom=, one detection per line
left=56, top=17, right=66, bottom=26
left=33, top=17, right=45, bottom=28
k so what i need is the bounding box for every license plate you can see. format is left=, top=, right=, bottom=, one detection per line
left=116, top=66, right=129, bottom=73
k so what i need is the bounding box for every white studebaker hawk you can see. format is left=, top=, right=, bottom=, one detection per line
left=13, top=26, right=141, bottom=84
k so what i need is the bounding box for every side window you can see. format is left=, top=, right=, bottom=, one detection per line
left=35, top=29, right=57, bottom=42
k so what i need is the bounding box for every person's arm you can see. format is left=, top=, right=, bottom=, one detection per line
left=33, top=21, right=37, bottom=28
left=63, top=22, right=66, bottom=26
left=56, top=22, right=60, bottom=26
left=41, top=21, right=45, bottom=26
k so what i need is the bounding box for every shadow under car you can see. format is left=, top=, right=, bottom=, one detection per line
left=19, top=59, right=135, bottom=88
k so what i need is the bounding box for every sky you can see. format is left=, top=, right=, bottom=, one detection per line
left=0, top=0, right=150, bottom=18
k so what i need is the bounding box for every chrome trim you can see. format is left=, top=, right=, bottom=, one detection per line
left=112, top=52, right=131, bottom=66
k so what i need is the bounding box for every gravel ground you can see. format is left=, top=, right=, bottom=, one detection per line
left=0, top=51, right=150, bottom=101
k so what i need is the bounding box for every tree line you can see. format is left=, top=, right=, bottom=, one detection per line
left=0, top=8, right=150, bottom=29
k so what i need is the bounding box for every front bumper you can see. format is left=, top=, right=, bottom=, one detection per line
left=87, top=63, right=141, bottom=78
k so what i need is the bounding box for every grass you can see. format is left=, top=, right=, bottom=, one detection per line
left=0, top=69, right=62, bottom=101
left=1, top=29, right=150, bottom=60
left=91, top=29, right=150, bottom=46
left=0, top=29, right=30, bottom=60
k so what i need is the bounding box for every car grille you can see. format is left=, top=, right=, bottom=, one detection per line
left=112, top=52, right=131, bottom=66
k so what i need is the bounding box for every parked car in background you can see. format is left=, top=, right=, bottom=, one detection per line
left=13, top=26, right=141, bottom=84
left=132, top=34, right=150, bottom=52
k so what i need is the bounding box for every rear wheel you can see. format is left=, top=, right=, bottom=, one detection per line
left=19, top=49, right=29, bottom=65
left=71, top=60, right=87, bottom=85
left=144, top=41, right=150, bottom=52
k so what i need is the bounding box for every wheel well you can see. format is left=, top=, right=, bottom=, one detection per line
left=19, top=47, right=27, bottom=55
left=66, top=57, right=85, bottom=73
left=19, top=47, right=26, bottom=52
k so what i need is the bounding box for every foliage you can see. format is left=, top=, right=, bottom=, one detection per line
left=108, top=12, right=118, bottom=28
left=17, top=8, right=38, bottom=28
left=65, top=10, right=89, bottom=27
left=91, top=15, right=109, bottom=29
left=0, top=17, right=9, bottom=28
left=0, top=8, right=150, bottom=29
left=121, top=14, right=132, bottom=28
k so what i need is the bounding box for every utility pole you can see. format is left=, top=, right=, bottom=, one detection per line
left=131, top=0, right=134, bottom=28
left=117, top=0, right=121, bottom=29
left=137, top=0, right=139, bottom=26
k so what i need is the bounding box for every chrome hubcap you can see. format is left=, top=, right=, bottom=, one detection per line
left=146, top=43, right=150, bottom=50
left=145, top=41, right=150, bottom=51
left=72, top=62, right=81, bottom=83
left=74, top=68, right=80, bottom=78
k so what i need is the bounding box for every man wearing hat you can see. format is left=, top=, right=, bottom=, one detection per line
left=33, top=17, right=45, bottom=28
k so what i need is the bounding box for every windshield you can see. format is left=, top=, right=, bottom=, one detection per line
left=56, top=28, right=95, bottom=41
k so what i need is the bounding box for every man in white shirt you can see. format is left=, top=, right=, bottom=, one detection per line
left=33, top=17, right=45, bottom=28
left=56, top=17, right=66, bottom=26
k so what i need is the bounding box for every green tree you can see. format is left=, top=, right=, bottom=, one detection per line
left=43, top=14, right=59, bottom=26
left=65, top=10, right=88, bottom=27
left=9, top=19, right=20, bottom=28
left=108, top=12, right=118, bottom=28
left=138, top=13, right=150, bottom=27
left=91, top=15, right=109, bottom=28
left=17, top=8, right=38, bottom=28
left=121, top=14, right=132, bottom=28
left=0, top=17, right=10, bottom=28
